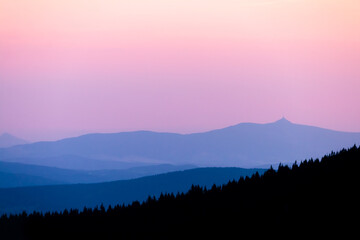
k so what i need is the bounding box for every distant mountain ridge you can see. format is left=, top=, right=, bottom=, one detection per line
left=0, top=118, right=360, bottom=168
left=0, top=133, right=28, bottom=148
left=0, top=167, right=265, bottom=215
left=0, top=161, right=196, bottom=188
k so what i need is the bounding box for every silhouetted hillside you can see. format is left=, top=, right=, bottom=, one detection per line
left=1, top=146, right=358, bottom=239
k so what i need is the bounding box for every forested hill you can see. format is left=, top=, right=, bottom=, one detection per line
left=1, top=145, right=359, bottom=239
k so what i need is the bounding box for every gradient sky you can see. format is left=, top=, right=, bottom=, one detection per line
left=1, top=0, right=360, bottom=141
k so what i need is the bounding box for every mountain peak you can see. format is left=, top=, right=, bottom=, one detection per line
left=274, top=117, right=292, bottom=124
left=0, top=133, right=28, bottom=148
left=0, top=132, right=16, bottom=139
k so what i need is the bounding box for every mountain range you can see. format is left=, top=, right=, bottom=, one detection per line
left=3, top=146, right=357, bottom=239
left=0, top=167, right=265, bottom=215
left=0, top=161, right=196, bottom=188
left=0, top=118, right=359, bottom=169
left=0, top=162, right=196, bottom=188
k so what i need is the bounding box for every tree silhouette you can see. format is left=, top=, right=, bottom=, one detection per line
left=0, top=145, right=359, bottom=239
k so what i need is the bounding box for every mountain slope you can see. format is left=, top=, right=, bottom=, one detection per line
left=0, top=133, right=28, bottom=148
left=0, top=155, right=154, bottom=170
left=0, top=161, right=196, bottom=187
left=0, top=172, right=64, bottom=188
left=1, top=146, right=359, bottom=239
left=0, top=167, right=265, bottom=215
left=0, top=118, right=359, bottom=168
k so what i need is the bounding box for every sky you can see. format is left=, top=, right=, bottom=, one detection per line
left=1, top=0, right=360, bottom=142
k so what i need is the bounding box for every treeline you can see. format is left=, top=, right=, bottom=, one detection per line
left=1, top=145, right=359, bottom=239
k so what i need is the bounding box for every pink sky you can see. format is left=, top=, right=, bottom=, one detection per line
left=1, top=0, right=360, bottom=141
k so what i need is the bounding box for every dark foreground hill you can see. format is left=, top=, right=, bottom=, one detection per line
left=1, top=146, right=359, bottom=239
